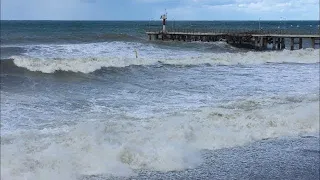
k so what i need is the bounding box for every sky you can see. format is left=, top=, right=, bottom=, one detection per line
left=1, top=0, right=319, bottom=20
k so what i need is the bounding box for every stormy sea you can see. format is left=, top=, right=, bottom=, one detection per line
left=1, top=20, right=319, bottom=180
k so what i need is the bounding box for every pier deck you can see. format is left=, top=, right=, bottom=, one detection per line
left=146, top=29, right=320, bottom=50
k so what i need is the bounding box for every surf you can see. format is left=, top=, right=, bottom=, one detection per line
left=1, top=47, right=318, bottom=74
left=1, top=94, right=319, bottom=180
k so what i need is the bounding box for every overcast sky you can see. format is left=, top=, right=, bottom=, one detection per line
left=1, top=0, right=319, bottom=20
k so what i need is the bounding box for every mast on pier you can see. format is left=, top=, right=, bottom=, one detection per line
left=160, top=10, right=167, bottom=33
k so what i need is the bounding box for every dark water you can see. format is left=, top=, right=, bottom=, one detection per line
left=1, top=21, right=319, bottom=180
left=1, top=20, right=319, bottom=45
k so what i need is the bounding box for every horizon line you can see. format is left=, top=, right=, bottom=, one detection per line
left=1, top=19, right=319, bottom=21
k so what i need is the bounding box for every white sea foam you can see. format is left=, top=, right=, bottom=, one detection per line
left=10, top=41, right=320, bottom=73
left=1, top=97, right=319, bottom=180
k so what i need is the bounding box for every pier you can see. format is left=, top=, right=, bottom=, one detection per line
left=146, top=29, right=320, bottom=50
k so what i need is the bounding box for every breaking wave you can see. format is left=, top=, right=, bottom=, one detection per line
left=2, top=48, right=319, bottom=74
left=1, top=95, right=319, bottom=180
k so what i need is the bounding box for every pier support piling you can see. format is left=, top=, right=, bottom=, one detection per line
left=259, top=37, right=264, bottom=50
left=281, top=38, right=285, bottom=49
left=254, top=37, right=259, bottom=50
left=277, top=38, right=281, bottom=49
left=290, top=38, right=294, bottom=50
left=299, top=38, right=302, bottom=49
left=272, top=37, right=276, bottom=50
left=263, top=37, right=268, bottom=49
left=311, top=38, right=315, bottom=49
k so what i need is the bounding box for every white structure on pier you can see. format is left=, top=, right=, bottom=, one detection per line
left=160, top=11, right=167, bottom=33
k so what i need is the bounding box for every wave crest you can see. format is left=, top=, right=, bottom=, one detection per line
left=2, top=48, right=319, bottom=74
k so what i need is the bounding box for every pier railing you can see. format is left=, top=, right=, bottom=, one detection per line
left=146, top=28, right=320, bottom=35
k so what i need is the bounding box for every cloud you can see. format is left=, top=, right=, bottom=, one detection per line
left=1, top=0, right=319, bottom=20
left=1, top=0, right=100, bottom=20
left=166, top=0, right=319, bottom=20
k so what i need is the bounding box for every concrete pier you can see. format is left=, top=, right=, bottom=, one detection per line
left=146, top=29, right=320, bottom=50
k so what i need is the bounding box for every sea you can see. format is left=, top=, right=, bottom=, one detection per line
left=1, top=20, right=319, bottom=180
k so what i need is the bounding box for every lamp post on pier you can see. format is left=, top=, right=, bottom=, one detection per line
left=172, top=18, right=175, bottom=31
left=160, top=9, right=167, bottom=33
left=280, top=17, right=286, bottom=29
left=148, top=18, right=154, bottom=31
left=259, top=17, right=261, bottom=31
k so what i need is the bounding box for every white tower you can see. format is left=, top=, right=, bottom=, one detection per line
left=160, top=11, right=167, bottom=33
